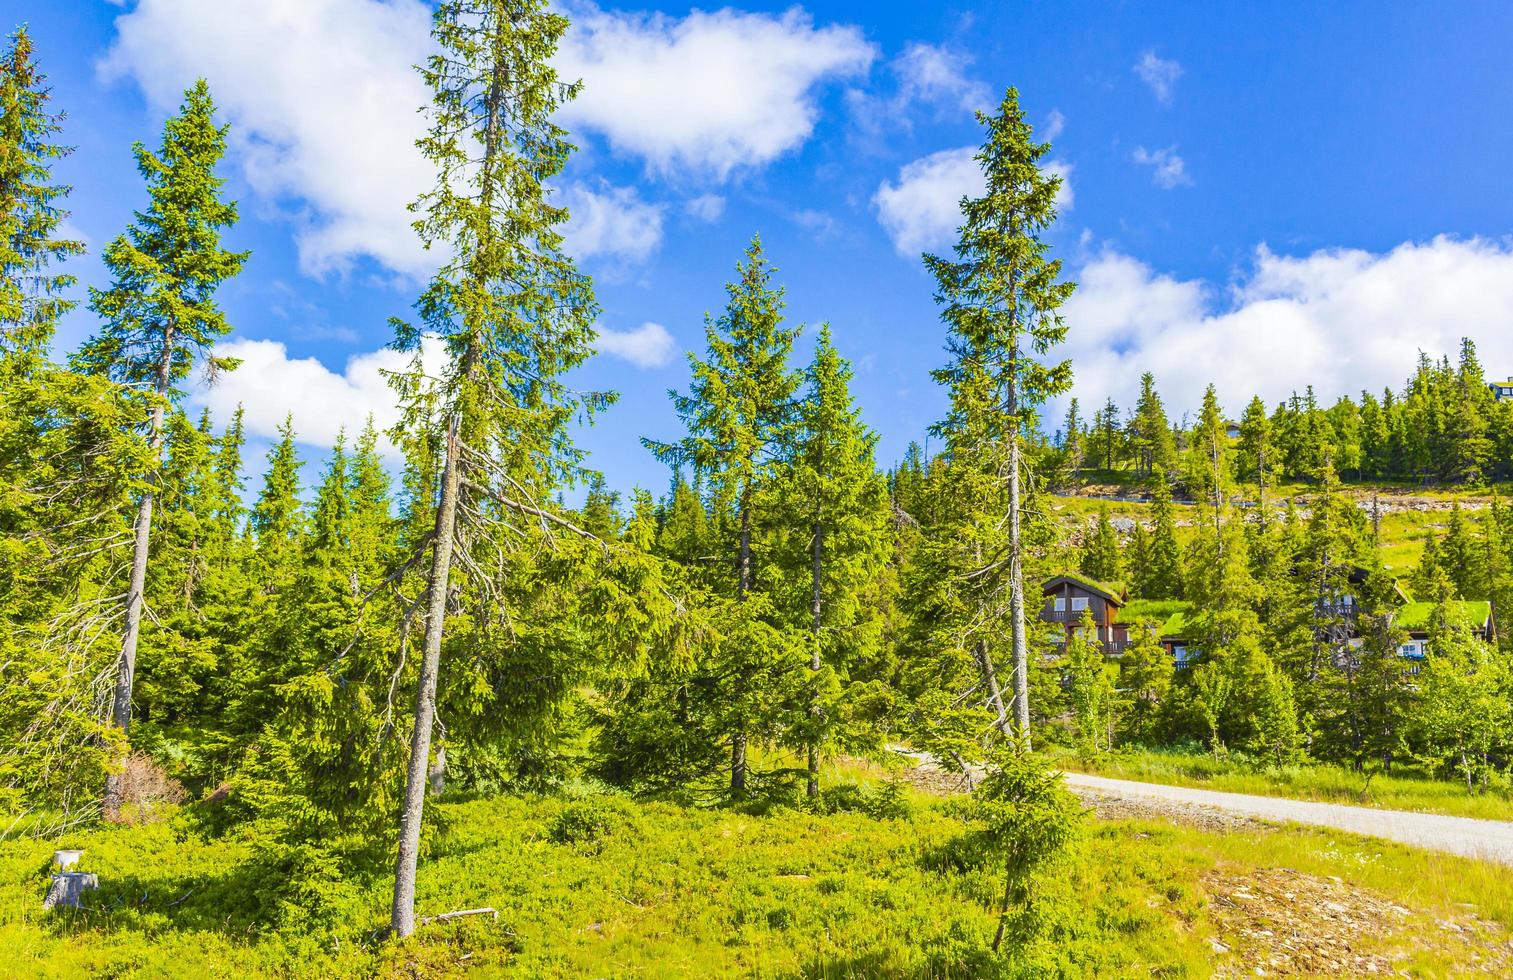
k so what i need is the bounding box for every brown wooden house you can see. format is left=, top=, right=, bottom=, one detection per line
left=1038, top=574, right=1132, bottom=654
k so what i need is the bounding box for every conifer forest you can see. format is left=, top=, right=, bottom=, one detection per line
left=7, top=3, right=1513, bottom=977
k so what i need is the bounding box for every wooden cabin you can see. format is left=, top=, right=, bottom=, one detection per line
left=1038, top=574, right=1131, bottom=653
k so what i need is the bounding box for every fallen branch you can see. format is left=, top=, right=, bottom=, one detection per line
left=421, top=906, right=497, bottom=926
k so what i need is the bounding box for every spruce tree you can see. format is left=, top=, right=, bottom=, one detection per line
left=1129, top=373, right=1176, bottom=481
left=1236, top=395, right=1272, bottom=510
left=1059, top=396, right=1083, bottom=480
left=74, top=80, right=246, bottom=820
left=385, top=0, right=631, bottom=936
left=786, top=326, right=889, bottom=797
left=249, top=417, right=306, bottom=588
left=1135, top=472, right=1183, bottom=600
left=1451, top=337, right=1494, bottom=484
left=1118, top=623, right=1172, bottom=745
left=1080, top=505, right=1122, bottom=583
left=925, top=87, right=1074, bottom=745
left=0, top=27, right=83, bottom=356
left=1186, top=384, right=1231, bottom=542
left=647, top=236, right=802, bottom=793
left=1090, top=397, right=1121, bottom=472
left=1063, top=609, right=1116, bottom=752
left=1358, top=390, right=1388, bottom=479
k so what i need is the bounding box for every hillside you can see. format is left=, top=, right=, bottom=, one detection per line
left=1050, top=480, right=1501, bottom=574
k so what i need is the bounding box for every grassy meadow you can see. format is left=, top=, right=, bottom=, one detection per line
left=6, top=761, right=1513, bottom=978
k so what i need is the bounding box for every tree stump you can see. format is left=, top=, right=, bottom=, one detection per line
left=44, top=872, right=98, bottom=911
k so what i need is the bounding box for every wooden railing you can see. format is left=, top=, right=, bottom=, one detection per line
left=1042, top=609, right=1100, bottom=623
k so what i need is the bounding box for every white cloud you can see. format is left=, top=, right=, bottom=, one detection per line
left=559, top=182, right=664, bottom=264
left=101, top=0, right=436, bottom=278
left=846, top=42, right=988, bottom=143
left=1043, top=108, right=1066, bottom=142
left=1046, top=160, right=1075, bottom=210
left=874, top=147, right=977, bottom=256
left=557, top=3, right=873, bottom=179
left=192, top=318, right=678, bottom=450
left=188, top=337, right=446, bottom=454
left=874, top=147, right=1074, bottom=256
left=1058, top=236, right=1513, bottom=430
left=1133, top=49, right=1182, bottom=104
left=596, top=322, right=677, bottom=368
left=892, top=42, right=990, bottom=115
left=1133, top=145, right=1192, bottom=188
left=685, top=194, right=726, bottom=222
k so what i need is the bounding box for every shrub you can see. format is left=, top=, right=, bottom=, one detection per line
left=548, top=796, right=635, bottom=851
left=110, top=752, right=188, bottom=824
left=818, top=779, right=913, bottom=820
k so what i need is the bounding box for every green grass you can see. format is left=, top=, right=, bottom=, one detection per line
left=5, top=764, right=1513, bottom=977
left=1048, top=744, right=1513, bottom=821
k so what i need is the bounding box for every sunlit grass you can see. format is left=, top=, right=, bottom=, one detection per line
left=6, top=756, right=1511, bottom=978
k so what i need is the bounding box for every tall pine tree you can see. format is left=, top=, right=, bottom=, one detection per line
left=75, top=80, right=246, bottom=820
left=925, top=88, right=1073, bottom=746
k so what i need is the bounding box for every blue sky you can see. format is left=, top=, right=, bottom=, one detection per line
left=15, top=0, right=1513, bottom=497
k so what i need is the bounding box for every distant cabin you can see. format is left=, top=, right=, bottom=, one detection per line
left=1490, top=379, right=1513, bottom=402
left=1038, top=568, right=1493, bottom=671
left=1224, top=420, right=1242, bottom=439
left=1039, top=574, right=1131, bottom=652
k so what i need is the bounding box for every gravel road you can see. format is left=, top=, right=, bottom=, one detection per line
left=1063, top=771, right=1513, bottom=866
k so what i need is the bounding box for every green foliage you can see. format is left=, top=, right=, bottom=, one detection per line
left=1079, top=505, right=1122, bottom=583
left=1062, top=610, right=1117, bottom=752
left=75, top=79, right=246, bottom=389
left=920, top=87, right=1074, bottom=747
left=1, top=783, right=1274, bottom=978
left=0, top=27, right=83, bottom=355
left=1414, top=594, right=1513, bottom=791
left=973, top=748, right=1083, bottom=952
left=1131, top=472, right=1183, bottom=599
left=548, top=796, right=637, bottom=850
left=1129, top=372, right=1177, bottom=480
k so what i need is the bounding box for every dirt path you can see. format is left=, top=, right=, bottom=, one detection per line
left=890, top=749, right=1513, bottom=973
left=890, top=747, right=1513, bottom=865
left=1061, top=772, right=1513, bottom=866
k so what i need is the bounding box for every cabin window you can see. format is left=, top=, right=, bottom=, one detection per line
left=1172, top=645, right=1188, bottom=662
left=1398, top=640, right=1425, bottom=660
left=1053, top=597, right=1067, bottom=612
left=1070, top=597, right=1089, bottom=611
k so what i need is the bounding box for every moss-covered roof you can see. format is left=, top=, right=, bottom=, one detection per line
left=1393, top=601, right=1492, bottom=632
left=1044, top=572, right=1127, bottom=603
left=1122, top=599, right=1189, bottom=622
left=1161, top=609, right=1194, bottom=638
left=1120, top=599, right=1194, bottom=639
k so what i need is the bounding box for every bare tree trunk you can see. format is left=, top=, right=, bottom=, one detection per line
left=1007, top=380, right=1030, bottom=748
left=427, top=725, right=446, bottom=797
left=1211, top=431, right=1223, bottom=559
left=103, top=332, right=172, bottom=822
left=992, top=862, right=1023, bottom=951
left=731, top=496, right=752, bottom=796
left=391, top=415, right=462, bottom=939
left=1256, top=445, right=1267, bottom=529
left=807, top=518, right=823, bottom=800
left=975, top=640, right=1008, bottom=729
